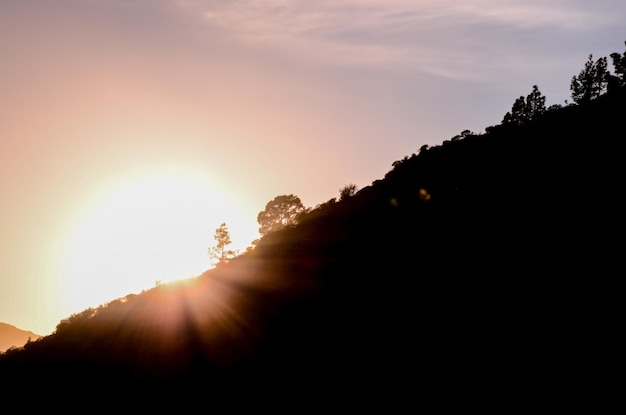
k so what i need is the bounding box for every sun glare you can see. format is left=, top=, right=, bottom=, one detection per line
left=58, top=169, right=258, bottom=319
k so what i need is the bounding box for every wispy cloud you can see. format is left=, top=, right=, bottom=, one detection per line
left=171, top=0, right=622, bottom=79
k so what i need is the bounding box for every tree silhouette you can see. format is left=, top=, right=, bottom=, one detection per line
left=208, top=222, right=237, bottom=265
left=570, top=54, right=609, bottom=104
left=502, top=85, right=546, bottom=125
left=257, top=194, right=306, bottom=236
left=450, top=130, right=474, bottom=142
left=609, top=41, right=626, bottom=88
left=339, top=183, right=359, bottom=201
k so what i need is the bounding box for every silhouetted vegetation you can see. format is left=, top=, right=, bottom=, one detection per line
left=207, top=222, right=237, bottom=265
left=338, top=183, right=359, bottom=201
left=256, top=194, right=307, bottom=236
left=571, top=54, right=610, bottom=104
left=610, top=41, right=626, bottom=88
left=1, top=41, right=624, bottom=410
left=502, top=85, right=546, bottom=125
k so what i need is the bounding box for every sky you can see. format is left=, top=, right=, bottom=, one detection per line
left=1, top=0, right=625, bottom=336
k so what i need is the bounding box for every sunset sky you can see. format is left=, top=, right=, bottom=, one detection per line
left=1, top=0, right=625, bottom=336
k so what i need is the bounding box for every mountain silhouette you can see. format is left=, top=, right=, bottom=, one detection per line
left=0, top=87, right=622, bottom=410
left=0, top=323, right=40, bottom=353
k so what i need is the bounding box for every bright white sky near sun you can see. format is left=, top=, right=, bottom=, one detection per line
left=1, top=0, right=624, bottom=335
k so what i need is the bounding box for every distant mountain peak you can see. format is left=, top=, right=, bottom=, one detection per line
left=0, top=322, right=41, bottom=352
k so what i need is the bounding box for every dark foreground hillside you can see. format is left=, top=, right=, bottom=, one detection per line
left=1, top=89, right=622, bottom=410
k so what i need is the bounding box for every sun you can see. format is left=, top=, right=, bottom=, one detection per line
left=57, top=168, right=258, bottom=319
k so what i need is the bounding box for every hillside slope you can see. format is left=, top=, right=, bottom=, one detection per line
left=0, top=88, right=622, bottom=409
